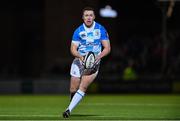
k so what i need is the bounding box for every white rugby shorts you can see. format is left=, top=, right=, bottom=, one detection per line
left=70, top=58, right=100, bottom=77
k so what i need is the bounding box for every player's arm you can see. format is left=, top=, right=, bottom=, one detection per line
left=96, top=40, right=111, bottom=62
left=70, top=42, right=84, bottom=61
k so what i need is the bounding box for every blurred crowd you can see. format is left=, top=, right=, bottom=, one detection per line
left=102, top=30, right=180, bottom=80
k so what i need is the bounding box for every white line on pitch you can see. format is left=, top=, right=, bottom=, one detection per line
left=0, top=114, right=57, bottom=117
left=80, top=103, right=180, bottom=106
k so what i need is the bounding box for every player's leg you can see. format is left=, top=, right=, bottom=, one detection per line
left=63, top=59, right=82, bottom=118
left=79, top=71, right=98, bottom=92
left=70, top=76, right=80, bottom=101
left=66, top=72, right=98, bottom=114
left=63, top=79, right=80, bottom=118
left=69, top=59, right=82, bottom=100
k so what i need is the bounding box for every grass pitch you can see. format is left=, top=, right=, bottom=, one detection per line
left=0, top=94, right=180, bottom=120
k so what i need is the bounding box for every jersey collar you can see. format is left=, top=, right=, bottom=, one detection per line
left=83, top=21, right=95, bottom=33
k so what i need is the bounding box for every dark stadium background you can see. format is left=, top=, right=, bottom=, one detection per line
left=0, top=0, right=180, bottom=94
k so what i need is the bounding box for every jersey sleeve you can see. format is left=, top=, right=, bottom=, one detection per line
left=72, top=28, right=80, bottom=46
left=100, top=26, right=109, bottom=41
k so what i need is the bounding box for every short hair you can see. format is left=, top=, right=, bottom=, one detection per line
left=82, top=7, right=95, bottom=15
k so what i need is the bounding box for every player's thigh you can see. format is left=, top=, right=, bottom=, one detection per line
left=79, top=71, right=98, bottom=92
left=70, top=58, right=82, bottom=92
left=70, top=76, right=80, bottom=92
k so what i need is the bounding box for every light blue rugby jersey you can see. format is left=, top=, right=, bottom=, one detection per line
left=72, top=21, right=109, bottom=56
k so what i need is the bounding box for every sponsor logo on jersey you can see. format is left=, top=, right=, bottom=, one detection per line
left=79, top=31, right=87, bottom=39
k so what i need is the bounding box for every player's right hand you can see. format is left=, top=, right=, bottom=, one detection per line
left=79, top=56, right=84, bottom=62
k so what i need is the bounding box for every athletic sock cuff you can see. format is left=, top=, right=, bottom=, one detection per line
left=77, top=89, right=85, bottom=97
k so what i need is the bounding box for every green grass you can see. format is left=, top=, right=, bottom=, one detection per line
left=0, top=94, right=180, bottom=120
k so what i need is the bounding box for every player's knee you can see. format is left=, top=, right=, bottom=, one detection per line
left=70, top=87, right=78, bottom=93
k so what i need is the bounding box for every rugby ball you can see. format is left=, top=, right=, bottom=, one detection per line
left=83, top=52, right=96, bottom=69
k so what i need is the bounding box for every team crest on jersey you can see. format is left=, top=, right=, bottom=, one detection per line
left=79, top=31, right=87, bottom=39
left=93, top=29, right=100, bottom=39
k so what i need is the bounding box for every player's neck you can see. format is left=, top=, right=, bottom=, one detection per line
left=86, top=24, right=93, bottom=28
left=84, top=21, right=95, bottom=27
left=83, top=21, right=95, bottom=32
